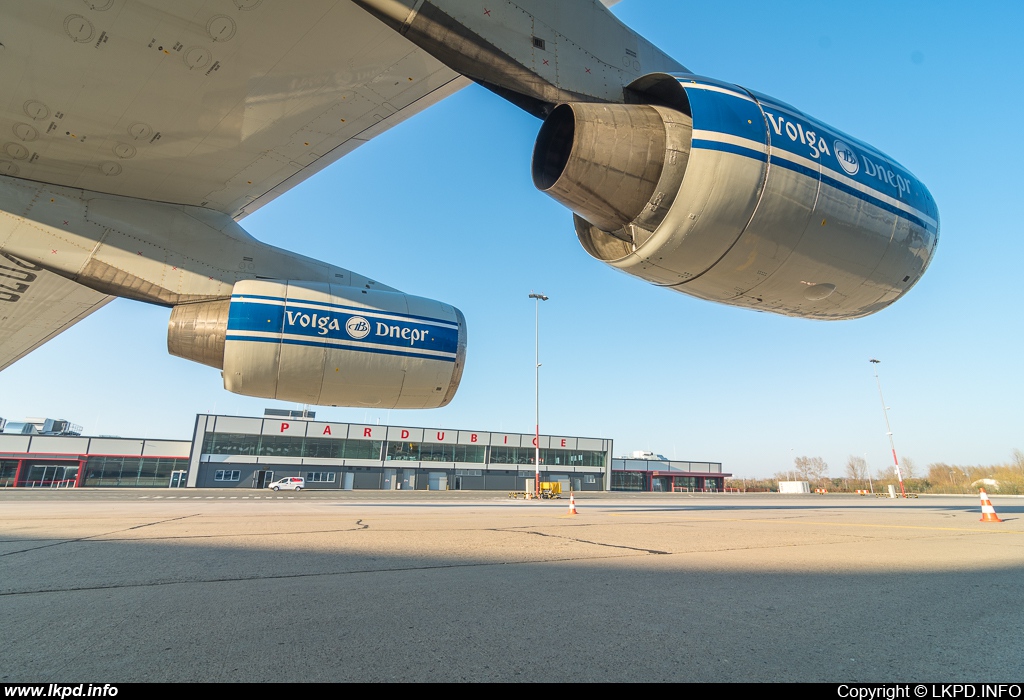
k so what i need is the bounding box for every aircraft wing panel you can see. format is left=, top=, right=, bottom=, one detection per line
left=0, top=2, right=464, bottom=220
left=0, top=256, right=114, bottom=372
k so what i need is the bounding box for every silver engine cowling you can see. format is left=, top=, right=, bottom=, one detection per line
left=168, top=279, right=467, bottom=408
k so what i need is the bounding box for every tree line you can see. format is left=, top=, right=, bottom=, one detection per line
left=727, top=449, right=1024, bottom=495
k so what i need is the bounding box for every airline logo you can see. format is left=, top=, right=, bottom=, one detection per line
left=834, top=140, right=860, bottom=176
left=345, top=316, right=371, bottom=339
left=835, top=140, right=913, bottom=199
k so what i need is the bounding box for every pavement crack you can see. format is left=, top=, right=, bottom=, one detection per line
left=80, top=522, right=372, bottom=542
left=0, top=552, right=643, bottom=597
left=491, top=528, right=670, bottom=555
left=2, top=520, right=370, bottom=547
left=0, top=514, right=201, bottom=557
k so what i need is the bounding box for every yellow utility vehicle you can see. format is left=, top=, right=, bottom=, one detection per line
left=508, top=482, right=563, bottom=499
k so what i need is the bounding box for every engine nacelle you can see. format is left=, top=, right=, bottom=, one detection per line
left=532, top=74, right=939, bottom=319
left=168, top=279, right=467, bottom=408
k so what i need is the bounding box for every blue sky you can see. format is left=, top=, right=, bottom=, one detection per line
left=2, top=0, right=1021, bottom=478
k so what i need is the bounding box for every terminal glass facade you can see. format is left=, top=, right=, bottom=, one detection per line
left=489, top=446, right=606, bottom=467
left=386, top=442, right=486, bottom=463
left=611, top=472, right=647, bottom=491
left=18, top=463, right=79, bottom=487
left=200, top=431, right=606, bottom=469
left=611, top=471, right=725, bottom=492
left=82, top=456, right=189, bottom=487
left=1, top=460, right=16, bottom=488
left=611, top=458, right=729, bottom=492
left=201, top=433, right=383, bottom=461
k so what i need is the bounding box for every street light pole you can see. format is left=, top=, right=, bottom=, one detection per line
left=529, top=292, right=549, bottom=499
left=865, top=452, right=874, bottom=495
left=870, top=359, right=906, bottom=498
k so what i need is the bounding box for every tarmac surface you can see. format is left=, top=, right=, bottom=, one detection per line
left=1, top=489, right=1022, bottom=682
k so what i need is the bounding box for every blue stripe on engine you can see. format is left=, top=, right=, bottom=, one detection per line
left=226, top=300, right=461, bottom=355
left=770, top=156, right=819, bottom=181
left=224, top=334, right=456, bottom=363
left=691, top=138, right=935, bottom=232
left=815, top=168, right=933, bottom=232
left=690, top=139, right=766, bottom=163
left=229, top=293, right=458, bottom=328
left=678, top=76, right=937, bottom=222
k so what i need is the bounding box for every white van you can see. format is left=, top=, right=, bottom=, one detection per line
left=267, top=476, right=305, bottom=491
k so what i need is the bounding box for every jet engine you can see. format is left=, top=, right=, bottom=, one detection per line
left=532, top=74, right=939, bottom=319
left=167, top=279, right=466, bottom=408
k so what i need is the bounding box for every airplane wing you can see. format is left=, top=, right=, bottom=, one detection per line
left=0, top=2, right=471, bottom=221
left=0, top=255, right=114, bottom=371
left=1, top=1, right=620, bottom=222
left=0, top=0, right=633, bottom=387
left=2, top=2, right=624, bottom=222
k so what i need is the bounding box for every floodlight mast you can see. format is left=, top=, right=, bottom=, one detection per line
left=865, top=452, right=874, bottom=495
left=870, top=359, right=906, bottom=498
left=529, top=292, right=549, bottom=499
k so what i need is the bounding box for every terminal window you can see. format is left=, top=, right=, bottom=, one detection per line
left=385, top=442, right=485, bottom=463
left=83, top=456, right=189, bottom=487
left=214, top=470, right=241, bottom=482
left=202, top=433, right=382, bottom=460
left=306, top=472, right=336, bottom=483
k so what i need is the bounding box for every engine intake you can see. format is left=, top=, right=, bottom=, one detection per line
left=532, top=103, right=692, bottom=240
left=168, top=299, right=230, bottom=369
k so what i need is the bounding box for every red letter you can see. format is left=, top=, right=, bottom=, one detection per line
left=401, top=429, right=410, bottom=439
left=470, top=434, right=478, bottom=443
left=504, top=435, right=508, bottom=444
left=437, top=431, right=445, bottom=441
left=363, top=427, right=372, bottom=437
left=322, top=425, right=332, bottom=436
left=532, top=437, right=538, bottom=447
left=561, top=439, right=566, bottom=447
left=280, top=422, right=289, bottom=432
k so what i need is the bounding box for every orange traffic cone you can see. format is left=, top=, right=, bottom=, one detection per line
left=979, top=489, right=1003, bottom=523
left=568, top=492, right=578, bottom=515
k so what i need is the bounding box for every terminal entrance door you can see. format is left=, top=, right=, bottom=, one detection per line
left=253, top=470, right=274, bottom=489
left=169, top=471, right=188, bottom=488
left=17, top=462, right=78, bottom=488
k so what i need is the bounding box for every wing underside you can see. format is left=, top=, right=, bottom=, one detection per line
left=0, top=1, right=466, bottom=220
left=0, top=255, right=114, bottom=371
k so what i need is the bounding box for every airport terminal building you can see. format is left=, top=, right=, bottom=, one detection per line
left=611, top=456, right=727, bottom=492
left=0, top=433, right=191, bottom=489
left=0, top=412, right=728, bottom=491
left=1, top=413, right=613, bottom=492
left=187, top=414, right=612, bottom=492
